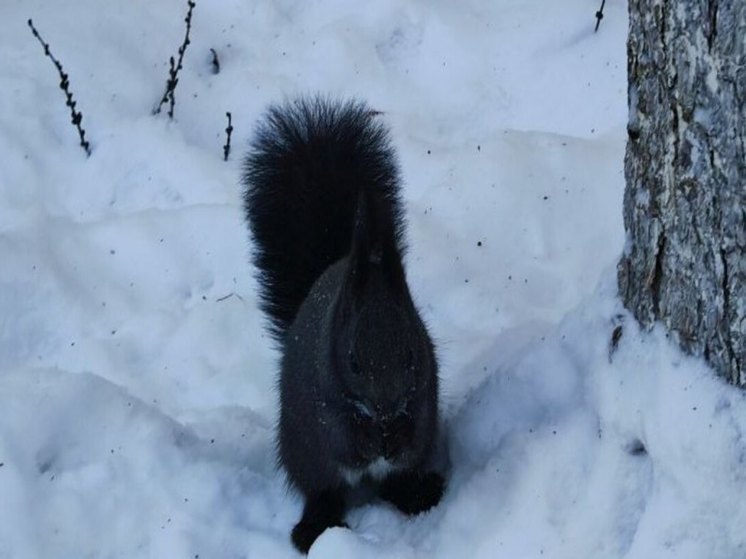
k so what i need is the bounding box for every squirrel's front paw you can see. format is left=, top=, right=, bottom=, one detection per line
left=379, top=470, right=445, bottom=515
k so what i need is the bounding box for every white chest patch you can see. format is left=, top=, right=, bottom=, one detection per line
left=340, top=457, right=398, bottom=485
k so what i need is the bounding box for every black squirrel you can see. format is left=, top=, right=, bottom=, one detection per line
left=242, top=97, right=444, bottom=553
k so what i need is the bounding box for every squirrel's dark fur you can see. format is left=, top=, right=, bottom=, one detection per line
left=243, top=97, right=444, bottom=553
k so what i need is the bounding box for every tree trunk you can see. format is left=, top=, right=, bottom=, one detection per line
left=618, top=0, right=745, bottom=386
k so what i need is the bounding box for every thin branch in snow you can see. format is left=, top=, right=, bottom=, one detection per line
left=216, top=292, right=243, bottom=302
left=27, top=19, right=91, bottom=156
left=154, top=0, right=196, bottom=119
left=223, top=111, right=233, bottom=161
left=594, top=0, right=606, bottom=32
left=210, top=48, right=220, bottom=74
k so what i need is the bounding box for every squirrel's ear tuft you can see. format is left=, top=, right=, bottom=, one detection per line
left=348, top=188, right=406, bottom=295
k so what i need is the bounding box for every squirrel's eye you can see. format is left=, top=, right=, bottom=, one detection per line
left=353, top=399, right=374, bottom=419
left=395, top=398, right=409, bottom=418
left=349, top=352, right=361, bottom=375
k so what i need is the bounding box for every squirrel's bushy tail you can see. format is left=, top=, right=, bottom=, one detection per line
left=242, top=96, right=405, bottom=340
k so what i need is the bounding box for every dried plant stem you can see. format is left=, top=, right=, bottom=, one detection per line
left=28, top=19, right=91, bottom=156
left=154, top=0, right=196, bottom=118
left=223, top=112, right=233, bottom=161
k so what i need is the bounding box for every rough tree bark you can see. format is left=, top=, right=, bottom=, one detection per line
left=618, top=0, right=745, bottom=386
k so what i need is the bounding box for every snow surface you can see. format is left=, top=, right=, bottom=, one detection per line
left=1, top=0, right=745, bottom=558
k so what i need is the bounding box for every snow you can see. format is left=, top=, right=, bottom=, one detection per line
left=1, top=0, right=745, bottom=558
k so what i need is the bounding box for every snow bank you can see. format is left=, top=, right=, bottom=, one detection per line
left=1, top=0, right=744, bottom=558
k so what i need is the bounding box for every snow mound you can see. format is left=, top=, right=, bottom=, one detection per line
left=1, top=0, right=744, bottom=558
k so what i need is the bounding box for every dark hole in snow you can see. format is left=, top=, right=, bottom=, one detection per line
left=609, top=324, right=624, bottom=361
left=37, top=457, right=53, bottom=474
left=626, top=439, right=647, bottom=456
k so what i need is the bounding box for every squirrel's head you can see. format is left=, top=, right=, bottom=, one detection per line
left=331, top=275, right=434, bottom=462
left=329, top=188, right=435, bottom=462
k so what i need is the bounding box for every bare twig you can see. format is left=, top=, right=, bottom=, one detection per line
left=210, top=48, right=220, bottom=74
left=28, top=19, right=91, bottom=156
left=223, top=111, right=233, bottom=161
left=594, top=0, right=606, bottom=32
left=216, top=292, right=244, bottom=302
left=154, top=0, right=196, bottom=118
